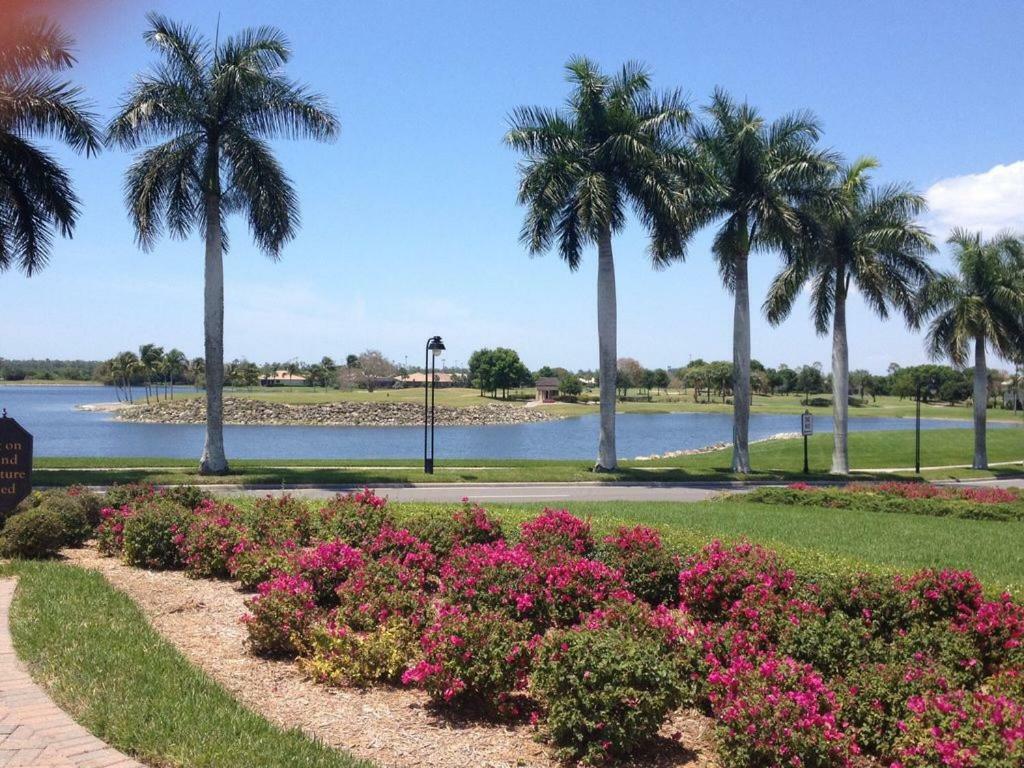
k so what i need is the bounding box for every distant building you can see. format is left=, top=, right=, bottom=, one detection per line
left=260, top=369, right=306, bottom=387
left=396, top=372, right=456, bottom=387
left=536, top=376, right=560, bottom=402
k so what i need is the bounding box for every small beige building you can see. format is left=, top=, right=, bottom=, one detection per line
left=535, top=376, right=560, bottom=402
left=260, top=369, right=306, bottom=387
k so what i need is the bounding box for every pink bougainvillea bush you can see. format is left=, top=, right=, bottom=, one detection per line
left=88, top=486, right=1024, bottom=767
left=747, top=482, right=1024, bottom=522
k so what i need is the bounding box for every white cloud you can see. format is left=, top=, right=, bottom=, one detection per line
left=925, top=160, right=1024, bottom=237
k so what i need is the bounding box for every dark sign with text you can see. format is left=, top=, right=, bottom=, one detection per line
left=0, top=415, right=32, bottom=515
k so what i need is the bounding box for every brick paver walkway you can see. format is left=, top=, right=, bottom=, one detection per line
left=0, top=579, right=144, bottom=768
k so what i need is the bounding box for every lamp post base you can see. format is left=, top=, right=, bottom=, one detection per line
left=424, top=458, right=434, bottom=475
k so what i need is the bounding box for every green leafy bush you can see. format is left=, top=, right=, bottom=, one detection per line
left=300, top=616, right=419, bottom=687
left=242, top=573, right=319, bottom=658
left=122, top=498, right=190, bottom=569
left=532, top=624, right=683, bottom=764
left=0, top=507, right=69, bottom=558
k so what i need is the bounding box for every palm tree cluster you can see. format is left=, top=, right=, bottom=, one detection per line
left=4, top=14, right=1022, bottom=476
left=105, top=345, right=192, bottom=403
left=508, top=58, right=1024, bottom=473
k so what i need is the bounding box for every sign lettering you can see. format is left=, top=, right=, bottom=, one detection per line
left=0, top=415, right=32, bottom=515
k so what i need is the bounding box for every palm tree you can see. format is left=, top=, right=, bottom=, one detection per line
left=190, top=356, right=205, bottom=391
left=138, top=343, right=163, bottom=403
left=765, top=157, right=935, bottom=473
left=506, top=58, right=696, bottom=471
left=107, top=13, right=339, bottom=474
left=111, top=350, right=140, bottom=404
left=164, top=348, right=187, bottom=398
left=0, top=18, right=100, bottom=276
left=691, top=89, right=836, bottom=472
left=922, top=230, right=1024, bottom=469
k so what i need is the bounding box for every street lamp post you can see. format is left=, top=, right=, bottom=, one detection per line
left=424, top=336, right=445, bottom=474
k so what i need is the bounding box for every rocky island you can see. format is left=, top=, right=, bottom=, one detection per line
left=114, top=397, right=556, bottom=427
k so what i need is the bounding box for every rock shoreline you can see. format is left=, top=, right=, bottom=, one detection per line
left=114, top=397, right=556, bottom=427
left=633, top=431, right=801, bottom=461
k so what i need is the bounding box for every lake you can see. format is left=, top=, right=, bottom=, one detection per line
left=0, top=385, right=1016, bottom=460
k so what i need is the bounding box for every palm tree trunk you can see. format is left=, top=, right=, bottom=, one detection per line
left=199, top=152, right=229, bottom=475
left=595, top=227, right=617, bottom=471
left=973, top=335, right=988, bottom=470
left=831, top=276, right=849, bottom=474
left=731, top=250, right=751, bottom=473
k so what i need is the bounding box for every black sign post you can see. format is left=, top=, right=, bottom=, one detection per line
left=0, top=410, right=33, bottom=516
left=801, top=410, right=813, bottom=475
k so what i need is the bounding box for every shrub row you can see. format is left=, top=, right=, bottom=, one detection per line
left=84, top=485, right=1024, bottom=766
left=746, top=481, right=1024, bottom=522
left=0, top=487, right=103, bottom=558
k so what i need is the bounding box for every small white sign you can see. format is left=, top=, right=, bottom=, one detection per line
left=801, top=412, right=814, bottom=436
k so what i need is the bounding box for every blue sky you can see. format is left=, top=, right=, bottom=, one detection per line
left=3, top=0, right=1023, bottom=373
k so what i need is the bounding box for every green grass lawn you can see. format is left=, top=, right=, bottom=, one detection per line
left=32, top=428, right=1024, bottom=486
left=393, top=498, right=1024, bottom=595
left=3, top=560, right=370, bottom=768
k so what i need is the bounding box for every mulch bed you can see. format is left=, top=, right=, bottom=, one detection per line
left=64, top=546, right=719, bottom=768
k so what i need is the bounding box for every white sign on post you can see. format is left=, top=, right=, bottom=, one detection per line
left=801, top=411, right=814, bottom=436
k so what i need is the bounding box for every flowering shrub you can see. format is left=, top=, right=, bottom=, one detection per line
left=896, top=569, right=984, bottom=626
left=402, top=604, right=535, bottom=715
left=893, top=689, right=1024, bottom=768
left=532, top=624, right=684, bottom=764
left=598, top=525, right=680, bottom=606
left=96, top=505, right=134, bottom=555
left=335, top=542, right=434, bottom=631
left=228, top=541, right=295, bottom=592
left=103, top=482, right=158, bottom=509
left=839, top=656, right=958, bottom=759
left=748, top=483, right=1024, bottom=522
left=776, top=610, right=872, bottom=679
left=299, top=615, right=418, bottom=687
left=403, top=501, right=504, bottom=557
left=292, top=540, right=364, bottom=607
left=177, top=499, right=246, bottom=578
left=678, top=540, right=795, bottom=620
left=121, top=498, right=190, bottom=570
left=955, top=593, right=1024, bottom=671
left=242, top=573, right=318, bottom=657
left=313, top=489, right=393, bottom=547
left=519, top=508, right=594, bottom=560
left=241, top=494, right=315, bottom=546
left=539, top=557, right=632, bottom=627
left=707, top=652, right=860, bottom=768
left=440, top=540, right=541, bottom=619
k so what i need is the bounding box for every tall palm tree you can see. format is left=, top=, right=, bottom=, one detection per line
left=0, top=18, right=100, bottom=276
left=107, top=13, right=339, bottom=474
left=164, top=348, right=187, bottom=398
left=138, top=343, right=164, bottom=403
left=922, top=230, right=1024, bottom=469
left=765, top=157, right=935, bottom=473
left=506, top=58, right=697, bottom=471
left=691, top=90, right=835, bottom=472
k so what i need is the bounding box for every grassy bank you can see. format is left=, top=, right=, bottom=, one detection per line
left=3, top=560, right=370, bottom=768
left=32, top=428, right=1024, bottom=487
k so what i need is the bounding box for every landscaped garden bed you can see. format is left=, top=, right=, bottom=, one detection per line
left=746, top=481, right=1024, bottom=521
left=3, top=484, right=1023, bottom=767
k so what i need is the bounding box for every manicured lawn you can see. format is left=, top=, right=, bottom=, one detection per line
left=32, top=428, right=1024, bottom=486
left=396, top=499, right=1024, bottom=595
left=3, top=560, right=370, bottom=768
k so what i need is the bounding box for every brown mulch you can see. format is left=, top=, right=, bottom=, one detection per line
left=64, top=546, right=719, bottom=768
